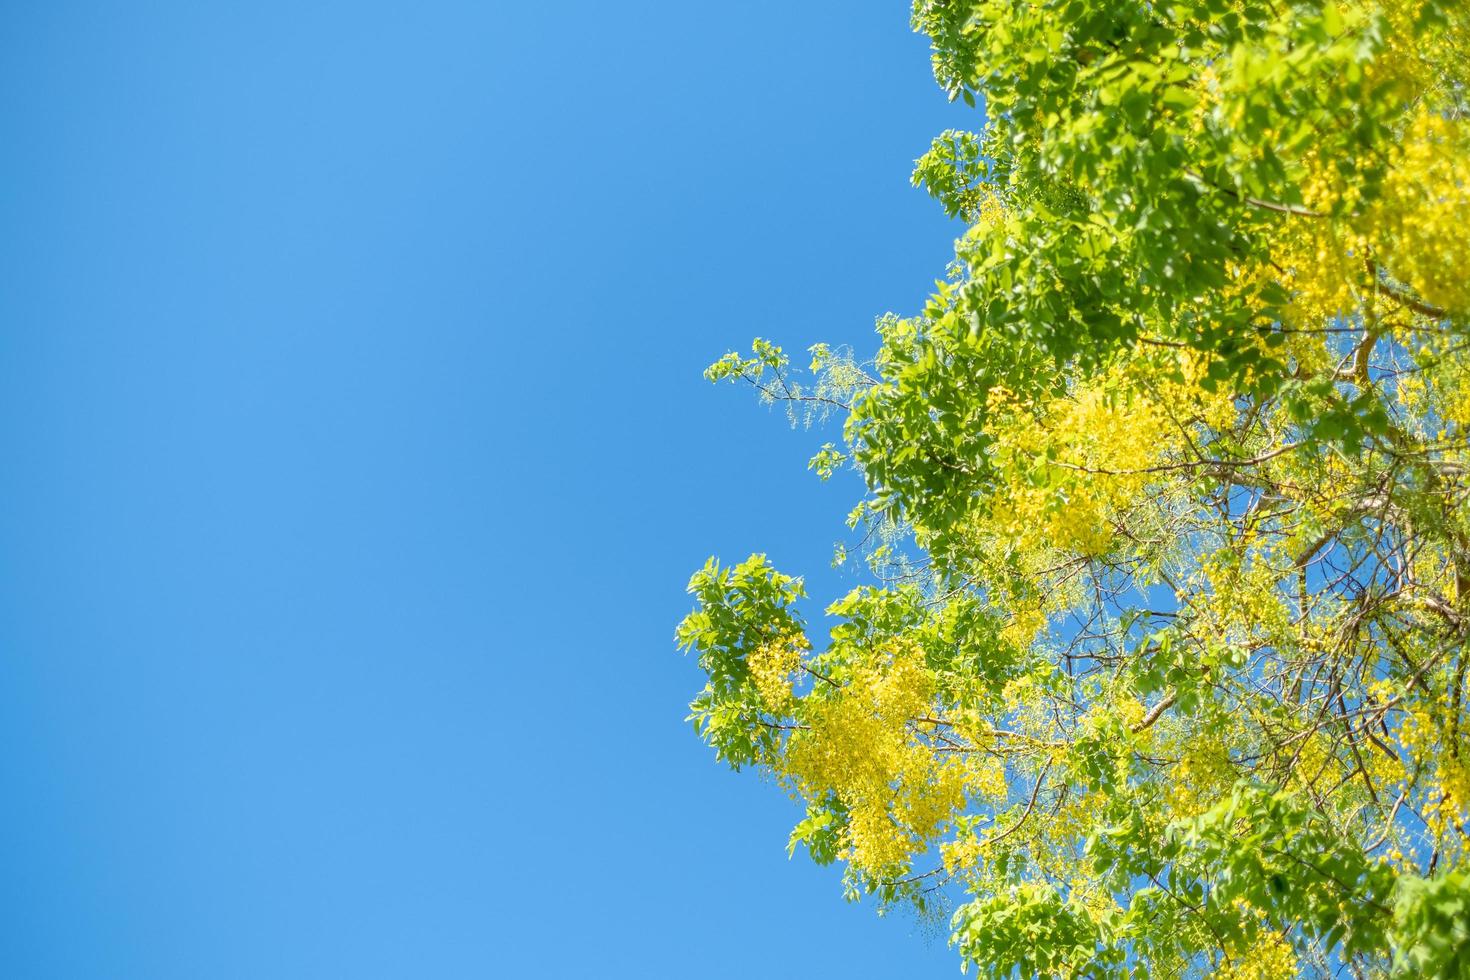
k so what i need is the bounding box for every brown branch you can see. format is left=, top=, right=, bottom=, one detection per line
left=1184, top=170, right=1323, bottom=217
left=1366, top=258, right=1450, bottom=320
left=1132, top=692, right=1177, bottom=734
left=801, top=664, right=839, bottom=688
left=987, top=760, right=1053, bottom=846
left=1053, top=442, right=1300, bottom=478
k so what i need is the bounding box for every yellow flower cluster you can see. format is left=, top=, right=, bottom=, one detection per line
left=998, top=601, right=1048, bottom=651
left=780, top=643, right=966, bottom=875
left=1366, top=0, right=1469, bottom=126
left=748, top=633, right=807, bottom=714
left=1260, top=0, right=1467, bottom=331
left=1367, top=107, right=1470, bottom=317
left=1274, top=100, right=1470, bottom=328
left=1394, top=331, right=1470, bottom=438
left=1005, top=380, right=1168, bottom=557
left=1205, top=557, right=1291, bottom=647
left=979, top=349, right=1239, bottom=570
left=1272, top=217, right=1365, bottom=331
left=953, top=348, right=1249, bottom=658
left=1441, top=755, right=1470, bottom=822
left=1396, top=698, right=1470, bottom=848
left=940, top=833, right=983, bottom=876
left=973, top=186, right=1007, bottom=231
left=1214, top=931, right=1298, bottom=980
left=1161, top=728, right=1240, bottom=822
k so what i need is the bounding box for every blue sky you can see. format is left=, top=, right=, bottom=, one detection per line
left=0, top=3, right=972, bottom=976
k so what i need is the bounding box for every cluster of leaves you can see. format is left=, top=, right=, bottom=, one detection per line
left=677, top=1, right=1470, bottom=976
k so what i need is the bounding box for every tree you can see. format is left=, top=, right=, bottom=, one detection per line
left=676, top=1, right=1470, bottom=977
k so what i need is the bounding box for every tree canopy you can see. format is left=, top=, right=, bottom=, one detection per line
left=676, top=1, right=1470, bottom=976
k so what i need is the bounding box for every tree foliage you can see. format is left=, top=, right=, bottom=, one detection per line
left=678, top=1, right=1470, bottom=975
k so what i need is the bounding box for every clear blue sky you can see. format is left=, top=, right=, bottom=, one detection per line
left=0, top=3, right=971, bottom=976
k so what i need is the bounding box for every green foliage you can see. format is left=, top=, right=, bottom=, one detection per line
left=676, top=0, right=1470, bottom=975
left=1391, top=870, right=1470, bottom=977
left=787, top=797, right=848, bottom=865
left=676, top=555, right=805, bottom=768
left=952, top=884, right=1115, bottom=978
